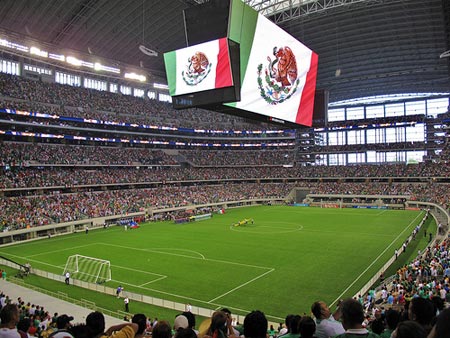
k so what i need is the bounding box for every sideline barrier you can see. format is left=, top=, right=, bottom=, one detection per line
left=1, top=259, right=284, bottom=324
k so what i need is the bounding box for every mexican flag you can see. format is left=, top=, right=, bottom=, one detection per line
left=227, top=0, right=318, bottom=126
left=164, top=37, right=233, bottom=96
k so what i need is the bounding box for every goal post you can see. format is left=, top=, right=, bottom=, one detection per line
left=63, top=254, right=111, bottom=284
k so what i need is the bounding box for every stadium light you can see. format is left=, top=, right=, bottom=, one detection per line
left=153, top=83, right=168, bottom=89
left=30, top=46, right=48, bottom=58
left=94, top=62, right=120, bottom=74
left=124, top=72, right=146, bottom=82
left=66, top=56, right=82, bottom=66
left=49, top=53, right=65, bottom=61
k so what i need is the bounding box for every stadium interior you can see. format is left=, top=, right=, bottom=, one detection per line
left=0, top=0, right=449, bottom=337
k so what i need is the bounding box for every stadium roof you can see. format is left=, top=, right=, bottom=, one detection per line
left=0, top=0, right=448, bottom=103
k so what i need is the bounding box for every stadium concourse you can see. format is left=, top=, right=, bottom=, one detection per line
left=0, top=279, right=124, bottom=327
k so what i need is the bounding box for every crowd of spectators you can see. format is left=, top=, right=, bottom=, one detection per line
left=0, top=183, right=292, bottom=230
left=0, top=142, right=177, bottom=166
left=0, top=73, right=280, bottom=131
left=3, top=288, right=450, bottom=338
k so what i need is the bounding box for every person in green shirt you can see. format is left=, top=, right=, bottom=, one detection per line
left=379, top=309, right=400, bottom=338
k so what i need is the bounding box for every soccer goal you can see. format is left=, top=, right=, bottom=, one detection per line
left=63, top=254, right=111, bottom=284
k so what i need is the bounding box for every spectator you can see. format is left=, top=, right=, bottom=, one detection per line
left=0, top=304, right=21, bottom=338
left=408, top=298, right=435, bottom=335
left=298, top=316, right=316, bottom=338
left=392, top=321, right=426, bottom=338
left=49, top=314, right=74, bottom=338
left=379, top=309, right=400, bottom=338
left=152, top=321, right=172, bottom=338
left=427, top=307, right=450, bottom=338
left=132, top=314, right=148, bottom=338
left=334, top=298, right=379, bottom=338
left=311, top=301, right=345, bottom=338
left=243, top=311, right=267, bottom=338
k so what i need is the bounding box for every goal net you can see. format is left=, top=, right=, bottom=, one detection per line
left=63, top=254, right=111, bottom=284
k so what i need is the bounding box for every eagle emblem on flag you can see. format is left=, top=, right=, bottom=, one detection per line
left=182, top=51, right=212, bottom=86
left=257, top=46, right=300, bottom=105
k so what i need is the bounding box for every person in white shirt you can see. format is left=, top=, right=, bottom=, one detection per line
left=311, top=301, right=345, bottom=338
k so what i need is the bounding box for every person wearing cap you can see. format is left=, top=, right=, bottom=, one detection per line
left=48, top=314, right=74, bottom=338
left=174, top=315, right=189, bottom=332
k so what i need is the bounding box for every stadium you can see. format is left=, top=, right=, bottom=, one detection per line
left=0, top=0, right=449, bottom=337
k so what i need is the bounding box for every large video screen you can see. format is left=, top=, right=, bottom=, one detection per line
left=226, top=0, right=318, bottom=127
left=164, top=0, right=319, bottom=128
left=164, top=37, right=233, bottom=97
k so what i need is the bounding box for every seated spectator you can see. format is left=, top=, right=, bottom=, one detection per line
left=86, top=311, right=138, bottom=338
left=311, top=301, right=345, bottom=338
left=408, top=297, right=435, bottom=335
left=379, top=309, right=400, bottom=338
left=174, top=329, right=197, bottom=338
left=173, top=315, right=189, bottom=333
left=132, top=314, right=148, bottom=338
left=392, top=321, right=426, bottom=338
left=334, top=298, right=379, bottom=338
left=243, top=311, right=267, bottom=338
left=152, top=321, right=172, bottom=338
left=49, top=314, right=74, bottom=338
left=279, top=315, right=301, bottom=338
left=427, top=307, right=450, bottom=338
left=0, top=304, right=21, bottom=338
left=298, top=316, right=316, bottom=338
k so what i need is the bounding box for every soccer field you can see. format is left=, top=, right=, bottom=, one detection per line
left=0, top=205, right=424, bottom=321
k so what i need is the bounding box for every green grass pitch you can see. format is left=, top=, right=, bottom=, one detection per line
left=0, top=205, right=425, bottom=321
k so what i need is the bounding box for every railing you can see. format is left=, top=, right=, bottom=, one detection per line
left=351, top=201, right=450, bottom=303
left=2, top=259, right=264, bottom=324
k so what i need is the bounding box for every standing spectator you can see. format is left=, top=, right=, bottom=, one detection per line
left=116, top=286, right=123, bottom=298
left=0, top=304, right=21, bottom=338
left=124, top=297, right=129, bottom=313
left=65, top=272, right=70, bottom=285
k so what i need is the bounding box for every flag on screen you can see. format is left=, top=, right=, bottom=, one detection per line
left=227, top=3, right=318, bottom=126
left=164, top=38, right=233, bottom=96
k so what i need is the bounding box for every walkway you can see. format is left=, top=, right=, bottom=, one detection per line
left=0, top=279, right=124, bottom=328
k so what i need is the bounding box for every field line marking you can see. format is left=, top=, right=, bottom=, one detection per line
left=98, top=243, right=206, bottom=260
left=112, top=264, right=166, bottom=278
left=329, top=211, right=424, bottom=307
left=0, top=252, right=66, bottom=271
left=98, top=242, right=273, bottom=270
left=207, top=268, right=275, bottom=303
left=26, top=244, right=97, bottom=258
left=138, top=276, right=167, bottom=287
